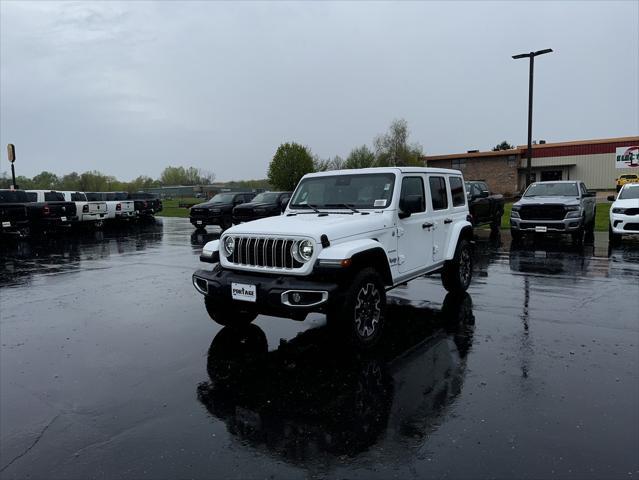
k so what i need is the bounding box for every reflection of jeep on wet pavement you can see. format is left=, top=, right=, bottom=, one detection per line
left=196, top=293, right=475, bottom=463
left=193, top=167, right=474, bottom=346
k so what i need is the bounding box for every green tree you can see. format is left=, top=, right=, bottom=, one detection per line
left=345, top=145, right=376, bottom=169
left=58, top=172, right=80, bottom=191
left=31, top=171, right=60, bottom=189
left=267, top=142, right=315, bottom=191
left=159, top=166, right=214, bottom=186
left=78, top=171, right=110, bottom=192
left=374, top=119, right=423, bottom=167
left=492, top=140, right=514, bottom=151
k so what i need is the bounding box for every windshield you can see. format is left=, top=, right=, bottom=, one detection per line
left=290, top=173, right=396, bottom=209
left=0, top=190, right=29, bottom=203
left=251, top=192, right=280, bottom=203
left=524, top=182, right=578, bottom=197
left=208, top=193, right=235, bottom=203
left=619, top=186, right=639, bottom=200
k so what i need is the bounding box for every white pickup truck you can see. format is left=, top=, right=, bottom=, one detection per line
left=193, top=167, right=474, bottom=347
left=86, top=192, right=135, bottom=221
left=59, top=191, right=108, bottom=228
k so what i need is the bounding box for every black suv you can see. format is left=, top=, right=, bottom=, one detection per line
left=190, top=192, right=255, bottom=231
left=232, top=191, right=292, bottom=224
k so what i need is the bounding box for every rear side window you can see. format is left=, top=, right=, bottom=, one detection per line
left=400, top=176, right=425, bottom=212
left=45, top=192, right=65, bottom=201
left=0, top=190, right=29, bottom=203
left=71, top=193, right=86, bottom=201
left=449, top=177, right=466, bottom=207
left=429, top=176, right=449, bottom=210
left=26, top=192, right=37, bottom=202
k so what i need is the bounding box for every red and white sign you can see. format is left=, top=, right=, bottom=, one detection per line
left=616, top=146, right=639, bottom=168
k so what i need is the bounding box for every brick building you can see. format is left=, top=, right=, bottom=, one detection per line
left=424, top=136, right=639, bottom=195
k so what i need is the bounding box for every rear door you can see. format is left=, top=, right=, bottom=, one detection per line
left=580, top=182, right=596, bottom=223
left=427, top=175, right=452, bottom=264
left=397, top=176, right=431, bottom=274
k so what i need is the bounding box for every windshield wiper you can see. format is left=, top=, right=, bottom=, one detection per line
left=326, top=203, right=360, bottom=213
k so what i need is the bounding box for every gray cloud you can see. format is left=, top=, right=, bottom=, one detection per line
left=1, top=1, right=637, bottom=181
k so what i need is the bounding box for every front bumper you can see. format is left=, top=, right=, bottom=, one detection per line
left=610, top=214, right=639, bottom=235
left=190, top=215, right=223, bottom=227
left=510, top=217, right=583, bottom=233
left=192, top=267, right=340, bottom=320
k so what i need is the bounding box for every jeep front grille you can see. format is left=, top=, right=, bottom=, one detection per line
left=230, top=237, right=303, bottom=269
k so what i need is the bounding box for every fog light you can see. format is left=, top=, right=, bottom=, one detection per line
left=292, top=292, right=301, bottom=303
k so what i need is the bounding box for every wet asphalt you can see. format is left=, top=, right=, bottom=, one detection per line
left=0, top=218, right=638, bottom=480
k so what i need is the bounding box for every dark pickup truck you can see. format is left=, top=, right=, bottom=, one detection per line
left=21, top=190, right=77, bottom=233
left=465, top=181, right=504, bottom=233
left=232, top=191, right=292, bottom=224
left=128, top=192, right=163, bottom=217
left=190, top=192, right=255, bottom=231
left=0, top=190, right=30, bottom=238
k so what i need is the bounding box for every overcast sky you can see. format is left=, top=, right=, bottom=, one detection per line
left=1, top=1, right=637, bottom=181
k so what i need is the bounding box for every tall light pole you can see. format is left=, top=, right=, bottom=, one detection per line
left=512, top=48, right=553, bottom=187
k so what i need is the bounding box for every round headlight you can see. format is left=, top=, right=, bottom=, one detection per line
left=222, top=236, right=235, bottom=257
left=293, top=239, right=314, bottom=263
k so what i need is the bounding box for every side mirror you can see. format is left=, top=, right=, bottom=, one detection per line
left=399, top=195, right=423, bottom=219
left=479, top=190, right=490, bottom=198
left=280, top=199, right=289, bottom=212
left=607, top=195, right=615, bottom=202
left=585, top=192, right=596, bottom=198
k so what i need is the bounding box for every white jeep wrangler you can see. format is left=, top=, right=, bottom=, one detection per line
left=193, top=167, right=473, bottom=346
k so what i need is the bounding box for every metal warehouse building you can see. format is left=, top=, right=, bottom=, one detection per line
left=424, top=136, right=639, bottom=195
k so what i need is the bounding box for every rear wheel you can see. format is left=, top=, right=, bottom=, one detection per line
left=572, top=224, right=584, bottom=246
left=510, top=229, right=522, bottom=244
left=204, top=296, right=257, bottom=327
left=441, top=239, right=473, bottom=294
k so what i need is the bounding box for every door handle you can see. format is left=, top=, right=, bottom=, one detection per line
left=444, top=218, right=453, bottom=224
left=422, top=222, right=433, bottom=229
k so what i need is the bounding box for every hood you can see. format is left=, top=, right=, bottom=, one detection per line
left=235, top=202, right=279, bottom=211
left=193, top=201, right=228, bottom=209
left=224, top=212, right=392, bottom=242
left=515, top=196, right=581, bottom=207
left=612, top=198, right=639, bottom=209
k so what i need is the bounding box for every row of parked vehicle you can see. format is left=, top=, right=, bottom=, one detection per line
left=189, top=191, right=292, bottom=230
left=0, top=189, right=162, bottom=238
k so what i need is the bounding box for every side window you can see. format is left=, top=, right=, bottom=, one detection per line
left=26, top=192, right=37, bottom=202
left=246, top=194, right=255, bottom=202
left=400, top=177, right=425, bottom=213
left=234, top=195, right=244, bottom=205
left=449, top=177, right=466, bottom=207
left=580, top=183, right=588, bottom=195
left=429, top=176, right=449, bottom=210
left=479, top=182, right=489, bottom=193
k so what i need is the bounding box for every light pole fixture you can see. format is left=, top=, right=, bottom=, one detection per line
left=512, top=48, right=553, bottom=188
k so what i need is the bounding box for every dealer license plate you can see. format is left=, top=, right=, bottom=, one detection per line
left=60, top=216, right=67, bottom=222
left=197, top=220, right=203, bottom=225
left=2, top=221, right=11, bottom=227
left=231, top=282, right=256, bottom=303
left=535, top=226, right=547, bottom=233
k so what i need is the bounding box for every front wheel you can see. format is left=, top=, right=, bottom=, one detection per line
left=204, top=296, right=257, bottom=327
left=220, top=216, right=233, bottom=231
left=609, top=224, right=621, bottom=246
left=329, top=268, right=386, bottom=348
left=441, top=239, right=473, bottom=294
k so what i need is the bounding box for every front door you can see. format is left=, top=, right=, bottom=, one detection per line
left=397, top=176, right=431, bottom=274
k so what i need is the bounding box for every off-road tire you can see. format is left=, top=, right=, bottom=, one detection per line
left=587, top=207, right=596, bottom=234
left=490, top=210, right=503, bottom=234
left=204, top=296, right=257, bottom=327
left=572, top=224, right=584, bottom=246
left=441, top=239, right=473, bottom=294
left=329, top=267, right=387, bottom=349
